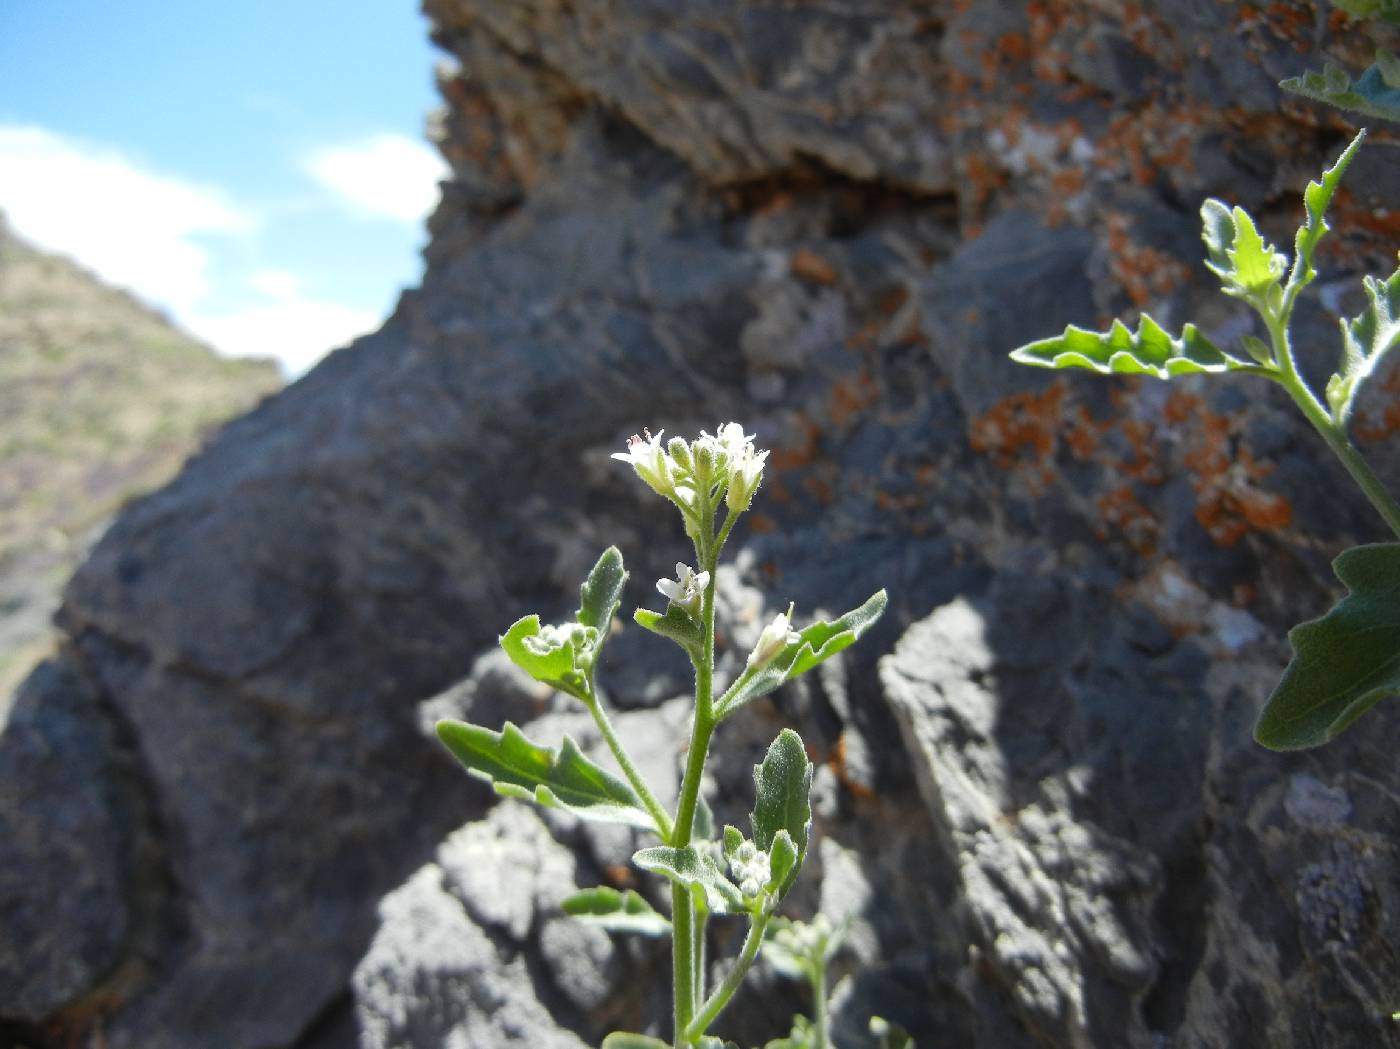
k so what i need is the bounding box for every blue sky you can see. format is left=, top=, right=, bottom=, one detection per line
left=0, top=1, right=448, bottom=374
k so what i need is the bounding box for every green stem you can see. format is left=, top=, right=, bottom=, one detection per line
left=1267, top=317, right=1400, bottom=538
left=673, top=884, right=695, bottom=1045
left=585, top=689, right=673, bottom=839
left=673, top=504, right=721, bottom=1047
left=684, top=913, right=772, bottom=1042
left=809, top=960, right=828, bottom=1049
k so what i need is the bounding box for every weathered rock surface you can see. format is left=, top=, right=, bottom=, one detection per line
left=6, top=2, right=1400, bottom=1048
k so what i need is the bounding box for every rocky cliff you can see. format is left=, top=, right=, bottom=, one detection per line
left=4, top=2, right=1400, bottom=1048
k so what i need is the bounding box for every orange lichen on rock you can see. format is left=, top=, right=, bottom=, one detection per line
left=1096, top=484, right=1159, bottom=555
left=968, top=383, right=1067, bottom=478
left=1182, top=405, right=1292, bottom=545
left=1103, top=212, right=1192, bottom=307
left=828, top=368, right=880, bottom=428
left=790, top=248, right=840, bottom=287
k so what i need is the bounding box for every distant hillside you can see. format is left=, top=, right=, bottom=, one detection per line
left=0, top=217, right=282, bottom=711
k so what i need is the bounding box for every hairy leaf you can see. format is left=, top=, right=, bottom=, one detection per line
left=717, top=590, right=887, bottom=717
left=1201, top=201, right=1288, bottom=299
left=561, top=886, right=671, bottom=937
left=633, top=844, right=745, bottom=913
left=1294, top=130, right=1366, bottom=290
left=498, top=615, right=591, bottom=698
left=577, top=546, right=626, bottom=644
left=750, top=729, right=812, bottom=899
left=1281, top=54, right=1400, bottom=122
left=1254, top=544, right=1400, bottom=750
left=1329, top=264, right=1400, bottom=421
left=1009, top=317, right=1247, bottom=380
left=436, top=719, right=654, bottom=827
left=634, top=605, right=703, bottom=657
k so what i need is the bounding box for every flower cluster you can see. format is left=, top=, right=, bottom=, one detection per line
left=612, top=422, right=769, bottom=516
left=729, top=840, right=772, bottom=900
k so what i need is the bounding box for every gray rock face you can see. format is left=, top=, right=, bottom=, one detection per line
left=7, top=1, right=1400, bottom=1047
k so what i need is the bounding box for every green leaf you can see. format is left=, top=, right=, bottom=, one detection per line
left=717, top=590, right=888, bottom=718
left=750, top=729, right=812, bottom=899
left=1327, top=262, right=1400, bottom=423
left=1281, top=54, right=1400, bottom=122
left=436, top=719, right=654, bottom=827
left=1294, top=130, right=1366, bottom=290
left=561, top=886, right=671, bottom=937
left=1254, top=544, right=1400, bottom=750
left=577, top=547, right=626, bottom=640
left=602, top=1034, right=671, bottom=1049
left=1200, top=201, right=1288, bottom=299
left=633, top=844, right=745, bottom=913
left=698, top=1039, right=744, bottom=1049
left=498, top=615, right=592, bottom=698
left=634, top=605, right=703, bottom=658
left=768, top=830, right=798, bottom=895
left=1009, top=317, right=1249, bottom=381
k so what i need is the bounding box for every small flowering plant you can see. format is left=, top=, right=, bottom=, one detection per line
left=435, top=423, right=886, bottom=1048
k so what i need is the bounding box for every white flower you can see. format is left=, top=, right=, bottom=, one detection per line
left=747, top=605, right=800, bottom=669
left=522, top=622, right=592, bottom=658
left=656, top=562, right=710, bottom=614
left=611, top=428, right=674, bottom=498
left=726, top=443, right=768, bottom=512
left=715, top=422, right=752, bottom=460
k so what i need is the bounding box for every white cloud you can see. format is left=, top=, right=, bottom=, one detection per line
left=185, top=299, right=380, bottom=378
left=0, top=124, right=394, bottom=376
left=304, top=133, right=446, bottom=223
left=0, top=124, right=254, bottom=314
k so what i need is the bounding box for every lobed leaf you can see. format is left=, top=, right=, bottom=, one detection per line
left=1254, top=544, right=1400, bottom=750
left=1281, top=54, right=1400, bottom=122
left=577, top=546, right=626, bottom=643
left=750, top=729, right=812, bottom=900
left=1327, top=262, right=1400, bottom=422
left=436, top=719, right=654, bottom=827
left=498, top=615, right=591, bottom=698
left=1294, top=130, right=1366, bottom=290
left=717, top=590, right=887, bottom=718
left=633, top=844, right=745, bottom=913
left=1009, top=317, right=1248, bottom=381
left=1200, top=200, right=1289, bottom=301
left=561, top=886, right=671, bottom=937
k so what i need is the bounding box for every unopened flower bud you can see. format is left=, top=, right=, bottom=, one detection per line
left=747, top=605, right=800, bottom=670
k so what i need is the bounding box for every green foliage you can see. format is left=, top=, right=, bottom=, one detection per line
left=1328, top=263, right=1400, bottom=423
left=634, top=844, right=747, bottom=914
left=1010, top=129, right=1400, bottom=749
left=1282, top=53, right=1400, bottom=123
left=717, top=590, right=888, bottom=717
left=750, top=730, right=812, bottom=901
left=1255, top=544, right=1400, bottom=749
left=634, top=604, right=704, bottom=658
left=561, top=886, right=671, bottom=937
left=1332, top=0, right=1400, bottom=24
left=602, top=1034, right=672, bottom=1049
left=578, top=546, right=627, bottom=641
left=498, top=615, right=593, bottom=699
left=435, top=720, right=654, bottom=827
left=1009, top=317, right=1247, bottom=379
